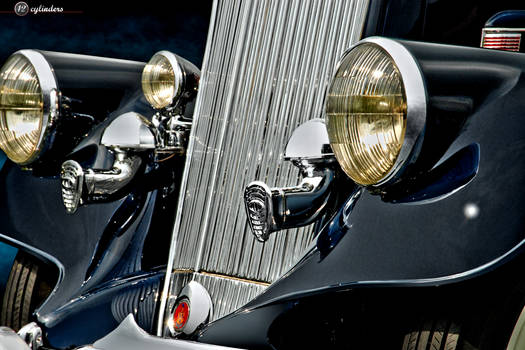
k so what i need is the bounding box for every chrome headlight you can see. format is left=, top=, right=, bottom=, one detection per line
left=326, top=37, right=426, bottom=186
left=0, top=51, right=58, bottom=165
left=142, top=51, right=183, bottom=109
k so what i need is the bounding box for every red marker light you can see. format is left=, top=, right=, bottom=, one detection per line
left=173, top=300, right=190, bottom=331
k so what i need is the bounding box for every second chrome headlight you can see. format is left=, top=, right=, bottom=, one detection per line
left=326, top=37, right=426, bottom=186
left=142, top=51, right=183, bottom=110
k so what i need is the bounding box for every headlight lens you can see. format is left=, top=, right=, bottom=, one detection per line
left=0, top=54, right=44, bottom=164
left=326, top=43, right=407, bottom=185
left=142, top=52, right=183, bottom=109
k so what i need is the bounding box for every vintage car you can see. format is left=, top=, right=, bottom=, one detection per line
left=1, top=0, right=525, bottom=349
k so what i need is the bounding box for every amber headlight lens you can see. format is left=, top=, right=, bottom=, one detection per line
left=142, top=52, right=182, bottom=109
left=0, top=54, right=45, bottom=164
left=326, top=42, right=409, bottom=186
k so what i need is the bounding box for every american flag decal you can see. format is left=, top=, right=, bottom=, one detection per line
left=481, top=30, right=523, bottom=52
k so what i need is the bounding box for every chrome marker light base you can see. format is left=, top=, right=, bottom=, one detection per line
left=283, top=118, right=334, bottom=164
left=100, top=112, right=155, bottom=150
left=167, top=281, right=213, bottom=336
left=61, top=112, right=158, bottom=214
left=244, top=169, right=335, bottom=242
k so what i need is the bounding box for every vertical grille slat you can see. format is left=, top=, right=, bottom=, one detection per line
left=160, top=0, right=370, bottom=329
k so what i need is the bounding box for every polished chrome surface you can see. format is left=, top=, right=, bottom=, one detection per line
left=158, top=0, right=370, bottom=334
left=284, top=119, right=334, bottom=163
left=61, top=160, right=84, bottom=214
left=152, top=113, right=192, bottom=155
left=17, top=322, right=43, bottom=350
left=244, top=182, right=275, bottom=242
left=244, top=167, right=335, bottom=242
left=167, top=272, right=268, bottom=325
left=92, top=314, right=245, bottom=350
left=0, top=327, right=31, bottom=350
left=84, top=151, right=141, bottom=197
left=101, top=112, right=155, bottom=150
left=358, top=37, right=427, bottom=186
left=168, top=281, right=213, bottom=336
left=60, top=151, right=142, bottom=213
left=12, top=50, right=59, bottom=165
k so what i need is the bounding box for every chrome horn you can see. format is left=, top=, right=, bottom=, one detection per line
left=244, top=119, right=336, bottom=242
left=61, top=112, right=154, bottom=214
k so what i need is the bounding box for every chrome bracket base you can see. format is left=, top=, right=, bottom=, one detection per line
left=152, top=113, right=192, bottom=155
left=17, top=322, right=43, bottom=350
left=167, top=281, right=213, bottom=336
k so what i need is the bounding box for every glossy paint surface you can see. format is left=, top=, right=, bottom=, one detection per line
left=0, top=160, right=157, bottom=315
left=246, top=40, right=525, bottom=307
left=0, top=152, right=5, bottom=172
left=485, top=10, right=525, bottom=28
left=197, top=40, right=525, bottom=348
left=44, top=270, right=163, bottom=349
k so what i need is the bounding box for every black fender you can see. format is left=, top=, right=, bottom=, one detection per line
left=0, top=162, right=158, bottom=319
left=197, top=40, right=525, bottom=346
left=43, top=269, right=164, bottom=349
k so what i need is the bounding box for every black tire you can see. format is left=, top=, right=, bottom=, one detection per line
left=0, top=254, right=39, bottom=331
left=402, top=320, right=461, bottom=350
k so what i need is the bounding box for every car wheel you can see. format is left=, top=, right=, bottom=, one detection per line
left=402, top=320, right=460, bottom=350
left=507, top=304, right=525, bottom=350
left=0, top=254, right=39, bottom=330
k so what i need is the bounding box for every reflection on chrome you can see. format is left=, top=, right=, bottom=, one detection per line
left=60, top=151, right=142, bottom=214
left=157, top=0, right=370, bottom=334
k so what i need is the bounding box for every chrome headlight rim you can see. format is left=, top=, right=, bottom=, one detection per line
left=328, top=36, right=427, bottom=187
left=2, top=50, right=59, bottom=165
left=142, top=50, right=184, bottom=110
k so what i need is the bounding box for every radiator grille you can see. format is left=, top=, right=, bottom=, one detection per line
left=159, top=0, right=369, bottom=331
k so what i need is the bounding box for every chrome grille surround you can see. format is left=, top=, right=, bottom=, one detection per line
left=158, top=0, right=370, bottom=334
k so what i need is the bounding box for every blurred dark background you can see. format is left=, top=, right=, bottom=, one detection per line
left=0, top=0, right=212, bottom=66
